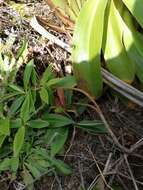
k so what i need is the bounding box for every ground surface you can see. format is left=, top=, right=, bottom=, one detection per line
left=1, top=1, right=143, bottom=190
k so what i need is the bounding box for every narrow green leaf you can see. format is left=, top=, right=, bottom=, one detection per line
left=39, top=87, right=49, bottom=104
left=76, top=120, right=107, bottom=133
left=31, top=68, right=37, bottom=86
left=20, top=93, right=30, bottom=123
left=13, top=126, right=25, bottom=157
left=35, top=147, right=72, bottom=175
left=36, top=159, right=50, bottom=169
left=23, top=59, right=34, bottom=90
left=42, top=113, right=74, bottom=128
left=22, top=166, right=34, bottom=190
left=28, top=119, right=49, bottom=128
left=29, top=89, right=35, bottom=113
left=51, top=159, right=72, bottom=175
left=51, top=128, right=68, bottom=157
left=10, top=95, right=25, bottom=115
left=0, top=118, right=10, bottom=136
left=40, top=65, right=54, bottom=85
left=29, top=160, right=47, bottom=173
left=16, top=40, right=28, bottom=59
left=0, top=135, right=6, bottom=148
left=25, top=163, right=41, bottom=178
left=17, top=41, right=28, bottom=69
left=0, top=92, right=22, bottom=103
left=8, top=84, right=24, bottom=93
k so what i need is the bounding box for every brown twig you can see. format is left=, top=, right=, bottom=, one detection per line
left=87, top=146, right=113, bottom=190
left=74, top=99, right=143, bottom=154
left=69, top=87, right=132, bottom=153
left=103, top=153, right=112, bottom=174
left=124, top=154, right=139, bottom=190
left=64, top=127, right=76, bottom=160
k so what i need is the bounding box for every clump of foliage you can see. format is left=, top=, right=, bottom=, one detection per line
left=0, top=39, right=106, bottom=188
left=49, top=0, right=143, bottom=101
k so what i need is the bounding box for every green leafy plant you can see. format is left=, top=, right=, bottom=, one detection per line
left=0, top=41, right=107, bottom=188
left=73, top=0, right=143, bottom=97
left=49, top=0, right=143, bottom=102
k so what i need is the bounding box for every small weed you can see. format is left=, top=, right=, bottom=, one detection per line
left=0, top=40, right=107, bottom=189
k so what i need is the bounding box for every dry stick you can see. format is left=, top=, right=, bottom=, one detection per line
left=124, top=154, right=139, bottom=190
left=78, top=161, right=85, bottom=190
left=117, top=176, right=129, bottom=190
left=25, top=168, right=54, bottom=189
left=74, top=102, right=143, bottom=154
left=30, top=16, right=71, bottom=53
left=87, top=146, right=114, bottom=190
left=117, top=172, right=143, bottom=186
left=103, top=153, right=113, bottom=175
left=53, top=170, right=63, bottom=190
left=87, top=174, right=100, bottom=190
left=108, top=157, right=124, bottom=186
left=105, top=171, right=143, bottom=186
left=70, top=87, right=131, bottom=153
left=64, top=126, right=76, bottom=160
left=130, top=138, right=143, bottom=152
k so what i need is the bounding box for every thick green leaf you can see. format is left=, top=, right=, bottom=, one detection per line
left=51, top=127, right=68, bottom=157
left=13, top=126, right=25, bottom=157
left=76, top=120, right=107, bottom=133
left=39, top=87, right=49, bottom=104
left=122, top=9, right=143, bottom=84
left=0, top=118, right=10, bottom=136
left=72, top=0, right=108, bottom=98
left=122, top=0, right=143, bottom=28
left=42, top=113, right=74, bottom=128
left=23, top=59, right=34, bottom=90
left=103, top=0, right=135, bottom=83
left=28, top=119, right=49, bottom=128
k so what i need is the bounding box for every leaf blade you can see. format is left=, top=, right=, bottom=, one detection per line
left=13, top=126, right=25, bottom=157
